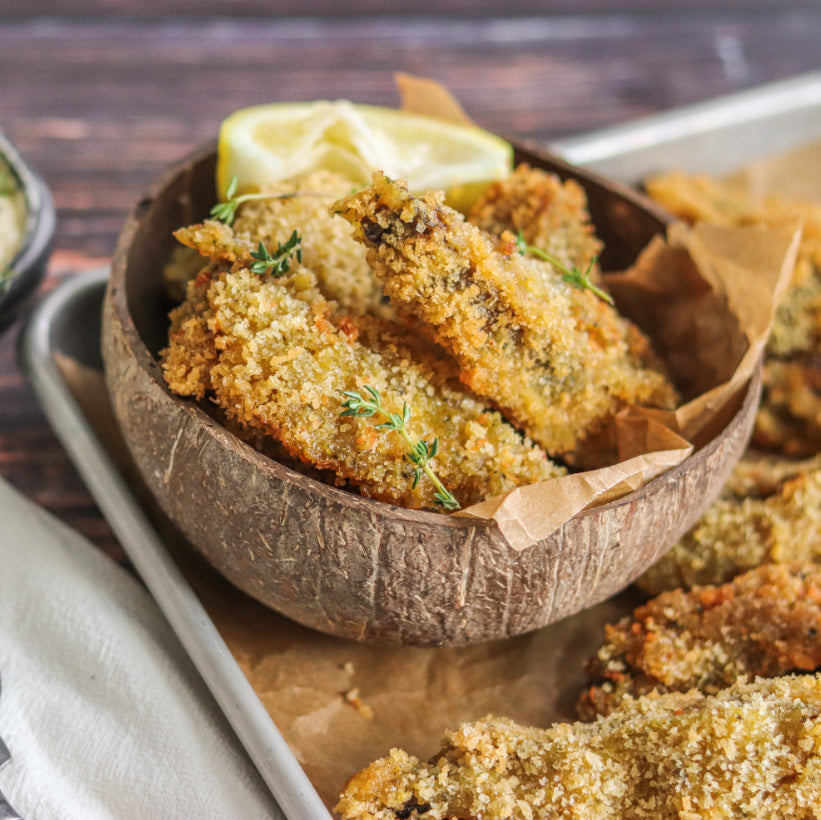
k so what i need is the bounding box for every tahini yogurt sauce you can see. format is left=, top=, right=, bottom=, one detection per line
left=0, top=160, right=25, bottom=278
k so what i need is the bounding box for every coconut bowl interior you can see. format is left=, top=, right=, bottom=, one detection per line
left=0, top=131, right=55, bottom=335
left=102, top=141, right=760, bottom=647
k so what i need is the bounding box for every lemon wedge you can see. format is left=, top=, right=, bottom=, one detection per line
left=216, top=100, right=512, bottom=207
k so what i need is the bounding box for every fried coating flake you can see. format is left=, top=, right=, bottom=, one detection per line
left=639, top=465, right=821, bottom=594
left=336, top=675, right=821, bottom=820
left=334, top=172, right=676, bottom=464
left=161, top=224, right=563, bottom=510
left=646, top=170, right=821, bottom=456
left=579, top=563, right=821, bottom=720
left=468, top=163, right=602, bottom=277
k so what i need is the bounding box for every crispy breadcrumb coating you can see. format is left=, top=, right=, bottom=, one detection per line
left=336, top=675, right=821, bottom=820
left=162, top=170, right=390, bottom=318
left=755, top=357, right=821, bottom=456
left=232, top=170, right=392, bottom=318
left=468, top=163, right=602, bottom=277
left=161, top=222, right=563, bottom=510
left=646, top=171, right=821, bottom=456
left=334, top=172, right=676, bottom=465
left=579, top=563, right=821, bottom=720
left=638, top=465, right=821, bottom=594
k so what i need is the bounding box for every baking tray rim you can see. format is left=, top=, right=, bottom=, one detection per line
left=552, top=69, right=821, bottom=170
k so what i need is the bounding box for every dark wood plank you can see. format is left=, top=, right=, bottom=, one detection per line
left=1, top=1, right=812, bottom=18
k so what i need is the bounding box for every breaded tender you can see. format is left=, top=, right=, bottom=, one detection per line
left=468, top=163, right=602, bottom=278
left=755, top=357, right=821, bottom=457
left=334, top=172, right=676, bottom=465
left=232, top=170, right=392, bottom=318
left=336, top=675, right=821, bottom=820
left=579, top=563, right=821, bottom=720
left=164, top=170, right=390, bottom=318
left=162, top=226, right=564, bottom=509
left=647, top=171, right=821, bottom=455
left=639, top=466, right=821, bottom=594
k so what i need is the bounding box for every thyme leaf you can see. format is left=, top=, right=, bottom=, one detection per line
left=249, top=231, right=303, bottom=277
left=340, top=386, right=460, bottom=511
left=515, top=231, right=613, bottom=305
left=209, top=175, right=334, bottom=226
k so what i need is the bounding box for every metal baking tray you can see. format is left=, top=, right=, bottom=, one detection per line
left=554, top=69, right=821, bottom=182
left=17, top=70, right=821, bottom=819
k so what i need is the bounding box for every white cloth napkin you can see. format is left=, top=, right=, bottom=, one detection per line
left=0, top=478, right=277, bottom=819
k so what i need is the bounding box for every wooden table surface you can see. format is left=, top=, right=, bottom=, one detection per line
left=2, top=0, right=820, bottom=558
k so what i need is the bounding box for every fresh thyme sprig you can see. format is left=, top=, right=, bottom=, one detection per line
left=515, top=231, right=613, bottom=305
left=249, top=231, right=303, bottom=276
left=210, top=176, right=336, bottom=226
left=340, top=385, right=460, bottom=512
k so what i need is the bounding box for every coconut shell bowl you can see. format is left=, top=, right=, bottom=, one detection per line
left=101, top=141, right=760, bottom=648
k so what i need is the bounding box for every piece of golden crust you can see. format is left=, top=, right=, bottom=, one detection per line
left=337, top=675, right=821, bottom=820
left=167, top=170, right=391, bottom=318
left=646, top=170, right=821, bottom=456
left=578, top=563, right=821, bottom=720
left=755, top=357, right=821, bottom=457
left=231, top=169, right=393, bottom=318
left=161, top=255, right=563, bottom=510
left=468, top=163, right=602, bottom=278
left=334, top=172, right=676, bottom=465
left=638, top=466, right=821, bottom=594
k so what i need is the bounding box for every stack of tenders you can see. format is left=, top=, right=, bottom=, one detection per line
left=161, top=163, right=677, bottom=512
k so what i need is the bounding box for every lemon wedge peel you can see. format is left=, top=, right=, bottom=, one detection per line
left=216, top=100, right=513, bottom=205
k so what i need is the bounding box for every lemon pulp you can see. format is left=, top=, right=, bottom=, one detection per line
left=216, top=100, right=512, bottom=208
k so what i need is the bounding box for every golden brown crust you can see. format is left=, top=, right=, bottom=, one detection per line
left=161, top=221, right=564, bottom=510
left=337, top=676, right=821, bottom=820
left=468, top=163, right=602, bottom=278
left=334, top=172, right=676, bottom=465
left=638, top=465, right=821, bottom=594
left=579, top=563, right=821, bottom=720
